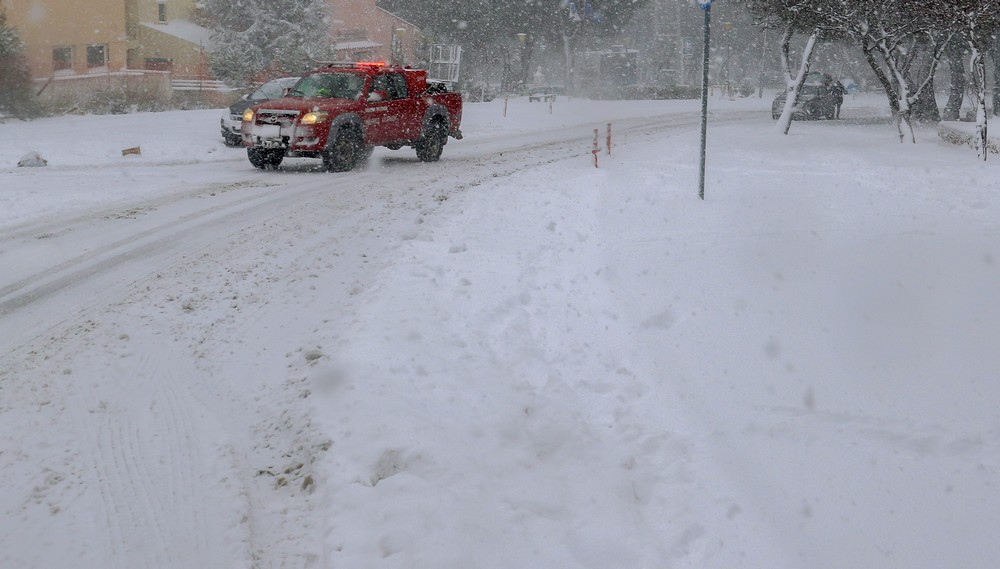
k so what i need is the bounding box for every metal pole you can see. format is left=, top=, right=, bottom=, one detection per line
left=698, top=4, right=711, bottom=200
left=593, top=128, right=599, bottom=168
left=759, top=28, right=767, bottom=98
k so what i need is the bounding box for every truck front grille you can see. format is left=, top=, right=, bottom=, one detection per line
left=254, top=109, right=299, bottom=127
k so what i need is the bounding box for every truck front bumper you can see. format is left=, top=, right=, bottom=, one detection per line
left=244, top=123, right=323, bottom=151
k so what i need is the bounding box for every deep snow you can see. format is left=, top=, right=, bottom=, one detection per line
left=1, top=92, right=999, bottom=569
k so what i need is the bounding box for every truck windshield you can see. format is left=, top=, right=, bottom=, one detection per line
left=289, top=73, right=364, bottom=100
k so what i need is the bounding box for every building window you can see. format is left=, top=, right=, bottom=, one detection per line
left=158, top=2, right=167, bottom=22
left=87, top=45, right=107, bottom=68
left=53, top=46, right=73, bottom=72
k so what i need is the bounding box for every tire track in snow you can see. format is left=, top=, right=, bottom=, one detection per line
left=0, top=176, right=272, bottom=243
left=0, top=181, right=285, bottom=317
left=69, top=344, right=248, bottom=569
left=0, top=109, right=702, bottom=330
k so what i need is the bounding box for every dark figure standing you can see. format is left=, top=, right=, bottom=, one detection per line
left=832, top=81, right=847, bottom=119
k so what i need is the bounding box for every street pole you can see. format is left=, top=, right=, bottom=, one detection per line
left=698, top=1, right=711, bottom=200
left=759, top=28, right=767, bottom=98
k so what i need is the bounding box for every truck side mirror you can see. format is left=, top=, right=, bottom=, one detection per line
left=367, top=90, right=387, bottom=102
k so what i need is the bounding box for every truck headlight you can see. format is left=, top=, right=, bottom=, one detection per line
left=300, top=111, right=329, bottom=125
left=242, top=109, right=255, bottom=122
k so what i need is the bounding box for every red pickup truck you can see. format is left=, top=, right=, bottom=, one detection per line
left=241, top=61, right=463, bottom=171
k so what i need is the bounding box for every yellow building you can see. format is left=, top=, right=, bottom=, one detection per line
left=128, top=0, right=214, bottom=77
left=0, top=0, right=422, bottom=108
left=2, top=0, right=128, bottom=78
left=1, top=0, right=212, bottom=79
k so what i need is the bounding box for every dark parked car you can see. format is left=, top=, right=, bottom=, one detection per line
left=221, top=76, right=300, bottom=146
left=771, top=72, right=841, bottom=120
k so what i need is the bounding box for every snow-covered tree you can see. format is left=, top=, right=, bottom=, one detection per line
left=739, top=0, right=841, bottom=135
left=829, top=0, right=958, bottom=142
left=948, top=0, right=1000, bottom=160
left=0, top=12, right=36, bottom=118
left=746, top=0, right=962, bottom=142
left=202, top=0, right=337, bottom=86
left=376, top=0, right=649, bottom=90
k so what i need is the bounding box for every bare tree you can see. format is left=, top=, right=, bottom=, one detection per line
left=820, top=1, right=957, bottom=142
left=949, top=0, right=1000, bottom=159
left=739, top=0, right=841, bottom=134
left=0, top=12, right=36, bottom=118
left=377, top=0, right=650, bottom=92
left=744, top=0, right=1000, bottom=147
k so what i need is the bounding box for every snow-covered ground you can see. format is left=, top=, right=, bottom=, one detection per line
left=2, top=91, right=998, bottom=569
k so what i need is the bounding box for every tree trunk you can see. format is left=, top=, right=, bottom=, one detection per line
left=911, top=81, right=940, bottom=122
left=775, top=27, right=819, bottom=135
left=993, top=34, right=1000, bottom=117
left=971, top=46, right=989, bottom=160
left=876, top=40, right=915, bottom=143
left=910, top=57, right=940, bottom=123
left=862, top=44, right=911, bottom=141
left=861, top=28, right=952, bottom=142
left=501, top=45, right=512, bottom=93
left=861, top=39, right=899, bottom=115
left=519, top=38, right=534, bottom=88
left=562, top=33, right=575, bottom=91
left=944, top=42, right=966, bottom=121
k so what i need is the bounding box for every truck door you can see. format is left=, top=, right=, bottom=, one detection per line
left=364, top=72, right=418, bottom=144
left=386, top=73, right=421, bottom=140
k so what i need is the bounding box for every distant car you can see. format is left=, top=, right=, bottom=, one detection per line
left=221, top=77, right=300, bottom=146
left=528, top=86, right=558, bottom=103
left=771, top=72, right=840, bottom=120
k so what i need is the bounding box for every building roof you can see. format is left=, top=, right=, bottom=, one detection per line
left=141, top=20, right=217, bottom=51
left=334, top=40, right=382, bottom=51
left=376, top=6, right=420, bottom=29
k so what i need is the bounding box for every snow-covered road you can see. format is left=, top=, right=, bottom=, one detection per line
left=2, top=98, right=762, bottom=568
left=0, top=102, right=762, bottom=352
left=4, top=93, right=998, bottom=569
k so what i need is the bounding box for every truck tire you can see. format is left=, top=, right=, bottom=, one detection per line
left=415, top=120, right=447, bottom=162
left=248, top=148, right=283, bottom=169
left=323, top=127, right=361, bottom=172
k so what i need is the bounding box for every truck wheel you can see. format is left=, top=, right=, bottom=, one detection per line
left=248, top=148, right=283, bottom=169
left=416, top=121, right=446, bottom=162
left=323, top=128, right=361, bottom=172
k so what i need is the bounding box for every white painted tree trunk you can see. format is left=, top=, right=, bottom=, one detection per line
left=889, top=81, right=915, bottom=142
left=775, top=28, right=819, bottom=135
left=870, top=27, right=952, bottom=144
left=971, top=46, right=989, bottom=161
left=877, top=43, right=915, bottom=144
